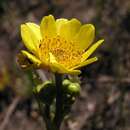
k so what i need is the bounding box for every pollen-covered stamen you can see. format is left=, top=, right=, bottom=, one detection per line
left=38, top=35, right=84, bottom=68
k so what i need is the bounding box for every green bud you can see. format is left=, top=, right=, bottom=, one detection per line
left=62, top=79, right=71, bottom=87
left=34, top=81, right=55, bottom=105
left=67, top=83, right=80, bottom=96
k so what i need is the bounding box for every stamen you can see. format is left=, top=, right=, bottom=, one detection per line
left=38, top=35, right=84, bottom=68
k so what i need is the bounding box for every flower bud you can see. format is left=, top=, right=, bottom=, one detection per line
left=34, top=81, right=55, bottom=105
left=62, top=79, right=71, bottom=87
left=67, top=83, right=80, bottom=96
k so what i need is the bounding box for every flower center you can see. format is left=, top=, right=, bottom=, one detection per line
left=38, top=35, right=84, bottom=68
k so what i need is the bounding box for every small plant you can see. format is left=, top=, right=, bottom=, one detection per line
left=17, top=15, right=104, bottom=130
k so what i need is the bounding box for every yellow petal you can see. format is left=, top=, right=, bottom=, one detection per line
left=21, top=23, right=42, bottom=53
left=40, top=15, right=56, bottom=37
left=58, top=18, right=81, bottom=40
left=26, top=23, right=42, bottom=42
left=51, top=62, right=81, bottom=75
left=81, top=39, right=104, bottom=61
left=49, top=53, right=81, bottom=75
left=19, top=50, right=41, bottom=69
left=74, top=24, right=95, bottom=50
left=72, top=57, right=98, bottom=70
left=67, top=69, right=81, bottom=75
left=56, top=18, right=68, bottom=34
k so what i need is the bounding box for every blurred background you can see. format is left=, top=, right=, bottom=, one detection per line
left=0, top=0, right=130, bottom=130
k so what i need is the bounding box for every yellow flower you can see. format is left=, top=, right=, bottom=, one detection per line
left=18, top=15, right=104, bottom=75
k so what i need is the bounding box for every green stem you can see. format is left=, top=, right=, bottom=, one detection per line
left=54, top=73, right=63, bottom=130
